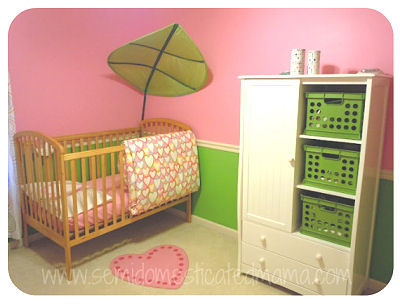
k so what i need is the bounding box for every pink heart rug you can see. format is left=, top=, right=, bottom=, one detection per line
left=110, top=245, right=188, bottom=289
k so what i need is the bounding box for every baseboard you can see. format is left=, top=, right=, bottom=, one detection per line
left=8, top=232, right=46, bottom=249
left=366, top=278, right=387, bottom=294
left=28, top=232, right=45, bottom=243
left=166, top=207, right=238, bottom=238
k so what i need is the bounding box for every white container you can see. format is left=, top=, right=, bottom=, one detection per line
left=290, top=48, right=305, bottom=75
left=307, top=50, right=320, bottom=74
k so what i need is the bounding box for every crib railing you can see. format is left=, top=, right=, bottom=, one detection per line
left=14, top=120, right=191, bottom=247
left=62, top=145, right=126, bottom=244
left=140, top=118, right=191, bottom=136
left=14, top=131, right=67, bottom=246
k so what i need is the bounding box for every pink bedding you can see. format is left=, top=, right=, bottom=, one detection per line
left=28, top=175, right=129, bottom=232
left=67, top=175, right=129, bottom=231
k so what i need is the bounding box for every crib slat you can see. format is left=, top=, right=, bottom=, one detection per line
left=119, top=151, right=126, bottom=221
left=42, top=141, right=51, bottom=229
left=63, top=141, right=71, bottom=180
left=80, top=155, right=89, bottom=236
left=42, top=140, right=52, bottom=229
left=39, top=139, right=51, bottom=228
left=15, top=139, right=29, bottom=219
left=90, top=156, right=99, bottom=231
left=54, top=151, right=63, bottom=234
left=71, top=159, right=79, bottom=239
left=110, top=152, right=117, bottom=224
left=101, top=154, right=107, bottom=228
left=95, top=137, right=100, bottom=178
left=34, top=139, right=46, bottom=225
left=19, top=138, right=30, bottom=218
left=25, top=137, right=40, bottom=222
left=45, top=150, right=57, bottom=232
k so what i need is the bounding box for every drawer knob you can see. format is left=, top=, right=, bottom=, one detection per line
left=315, top=253, right=325, bottom=268
left=313, top=277, right=321, bottom=285
left=259, top=257, right=265, bottom=267
left=260, top=235, right=266, bottom=243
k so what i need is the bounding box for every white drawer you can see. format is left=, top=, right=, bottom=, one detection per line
left=242, top=243, right=348, bottom=295
left=242, top=221, right=350, bottom=276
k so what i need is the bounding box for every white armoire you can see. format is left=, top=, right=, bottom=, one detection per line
left=237, top=74, right=391, bottom=295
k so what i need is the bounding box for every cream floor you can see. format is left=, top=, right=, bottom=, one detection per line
left=8, top=211, right=296, bottom=295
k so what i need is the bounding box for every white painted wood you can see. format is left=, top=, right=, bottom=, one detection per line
left=295, top=184, right=356, bottom=200
left=238, top=74, right=392, bottom=80
left=242, top=221, right=350, bottom=275
left=240, top=263, right=318, bottom=295
left=241, top=243, right=348, bottom=295
left=299, top=134, right=362, bottom=145
left=237, top=79, right=247, bottom=273
left=348, top=77, right=391, bottom=294
left=292, top=232, right=350, bottom=253
left=241, top=79, right=300, bottom=231
left=238, top=75, right=391, bottom=295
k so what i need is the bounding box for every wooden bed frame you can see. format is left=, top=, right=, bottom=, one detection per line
left=14, top=118, right=193, bottom=280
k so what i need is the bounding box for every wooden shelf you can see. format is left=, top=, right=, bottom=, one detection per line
left=299, top=134, right=362, bottom=145
left=296, top=184, right=356, bottom=200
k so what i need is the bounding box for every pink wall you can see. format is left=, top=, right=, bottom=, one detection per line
left=8, top=8, right=393, bottom=170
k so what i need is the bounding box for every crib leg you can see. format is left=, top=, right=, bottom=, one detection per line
left=64, top=245, right=73, bottom=281
left=23, top=220, right=29, bottom=248
left=186, top=195, right=192, bottom=223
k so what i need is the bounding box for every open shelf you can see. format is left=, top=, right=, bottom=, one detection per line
left=299, top=134, right=362, bottom=145
left=296, top=184, right=356, bottom=200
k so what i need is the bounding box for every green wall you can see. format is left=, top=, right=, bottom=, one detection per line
left=189, top=146, right=393, bottom=284
left=369, top=179, right=393, bottom=283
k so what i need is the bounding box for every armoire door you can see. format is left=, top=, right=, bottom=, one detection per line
left=241, top=79, right=300, bottom=231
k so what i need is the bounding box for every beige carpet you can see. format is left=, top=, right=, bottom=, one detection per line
left=8, top=211, right=295, bottom=295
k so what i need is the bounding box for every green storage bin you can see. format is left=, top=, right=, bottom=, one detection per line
left=304, top=92, right=365, bottom=140
left=300, top=194, right=354, bottom=247
left=303, top=145, right=360, bottom=195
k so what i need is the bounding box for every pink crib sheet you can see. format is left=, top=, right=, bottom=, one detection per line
left=67, top=175, right=129, bottom=231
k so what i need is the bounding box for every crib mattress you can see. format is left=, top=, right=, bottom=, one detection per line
left=67, top=181, right=129, bottom=232
left=26, top=175, right=129, bottom=232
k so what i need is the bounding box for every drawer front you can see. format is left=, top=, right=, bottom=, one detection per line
left=242, top=243, right=348, bottom=295
left=242, top=221, right=350, bottom=275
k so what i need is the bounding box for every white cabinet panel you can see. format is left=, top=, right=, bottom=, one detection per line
left=242, top=80, right=300, bottom=231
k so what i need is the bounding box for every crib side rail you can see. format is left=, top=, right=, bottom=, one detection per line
left=61, top=145, right=127, bottom=242
left=14, top=131, right=66, bottom=242
left=55, top=127, right=139, bottom=181
left=140, top=118, right=191, bottom=136
left=55, top=127, right=140, bottom=151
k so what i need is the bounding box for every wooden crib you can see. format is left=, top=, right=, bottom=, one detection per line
left=14, top=118, right=193, bottom=280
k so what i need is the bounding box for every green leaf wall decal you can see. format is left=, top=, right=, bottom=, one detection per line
left=108, top=23, right=208, bottom=120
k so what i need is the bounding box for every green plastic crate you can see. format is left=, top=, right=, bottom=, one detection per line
left=303, top=145, right=360, bottom=195
left=300, top=194, right=354, bottom=247
left=304, top=92, right=365, bottom=140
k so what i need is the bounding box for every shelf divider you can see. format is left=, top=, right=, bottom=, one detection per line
left=299, top=134, right=362, bottom=145
left=296, top=184, right=356, bottom=200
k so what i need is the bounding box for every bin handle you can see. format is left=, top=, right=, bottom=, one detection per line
left=319, top=205, right=337, bottom=213
left=322, top=152, right=340, bottom=160
left=324, top=98, right=343, bottom=105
